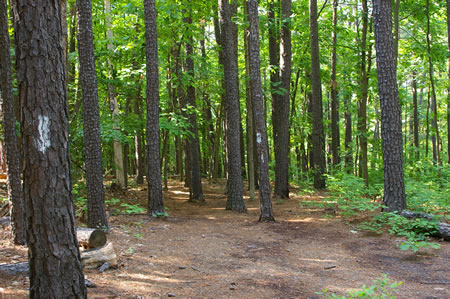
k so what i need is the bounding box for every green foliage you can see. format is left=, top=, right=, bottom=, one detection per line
left=72, top=182, right=87, bottom=217
left=358, top=212, right=441, bottom=253
left=299, top=173, right=381, bottom=218
left=317, top=274, right=402, bottom=298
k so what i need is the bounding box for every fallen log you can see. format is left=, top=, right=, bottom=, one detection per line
left=76, top=227, right=107, bottom=249
left=0, top=262, right=28, bottom=275
left=0, top=216, right=10, bottom=226
left=400, top=210, right=450, bottom=241
left=81, top=242, right=118, bottom=269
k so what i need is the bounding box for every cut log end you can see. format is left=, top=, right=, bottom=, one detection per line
left=81, top=242, right=118, bottom=269
left=77, top=227, right=107, bottom=249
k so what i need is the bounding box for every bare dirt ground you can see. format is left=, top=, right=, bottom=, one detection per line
left=0, top=179, right=449, bottom=298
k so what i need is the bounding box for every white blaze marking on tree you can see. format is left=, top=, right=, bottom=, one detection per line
left=256, top=133, right=262, bottom=144
left=36, top=115, right=50, bottom=153
left=261, top=153, right=264, bottom=163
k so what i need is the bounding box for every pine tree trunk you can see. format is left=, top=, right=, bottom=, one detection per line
left=447, top=0, right=450, bottom=164
left=13, top=0, right=87, bottom=296
left=243, top=0, right=256, bottom=201
left=412, top=72, right=419, bottom=159
left=372, top=0, right=406, bottom=212
left=358, top=0, right=369, bottom=186
left=309, top=0, right=326, bottom=189
left=330, top=0, right=340, bottom=167
left=105, top=0, right=126, bottom=189
left=344, top=92, right=353, bottom=173
left=426, top=0, right=441, bottom=164
left=219, top=0, right=246, bottom=212
left=144, top=0, right=164, bottom=215
left=77, top=0, right=108, bottom=229
left=0, top=0, right=26, bottom=245
left=272, top=0, right=291, bottom=199
left=183, top=7, right=205, bottom=202
left=248, top=0, right=275, bottom=222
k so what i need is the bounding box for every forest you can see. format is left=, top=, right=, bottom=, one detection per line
left=0, top=0, right=449, bottom=297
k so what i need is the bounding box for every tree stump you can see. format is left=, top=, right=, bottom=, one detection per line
left=80, top=242, right=118, bottom=269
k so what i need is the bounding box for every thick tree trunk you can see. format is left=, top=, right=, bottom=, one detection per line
left=248, top=0, right=275, bottom=222
left=77, top=0, right=108, bottom=229
left=144, top=0, right=165, bottom=215
left=183, top=7, right=205, bottom=203
left=272, top=0, right=291, bottom=199
left=330, top=0, right=340, bottom=167
left=0, top=0, right=26, bottom=245
left=309, top=0, right=326, bottom=189
left=372, top=0, right=406, bottom=212
left=358, top=0, right=369, bottom=186
left=13, top=0, right=87, bottom=296
left=219, top=0, right=246, bottom=212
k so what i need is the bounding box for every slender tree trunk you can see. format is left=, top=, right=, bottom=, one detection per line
left=330, top=0, right=340, bottom=167
left=77, top=0, right=108, bottom=229
left=219, top=0, right=246, bottom=212
left=447, top=0, right=450, bottom=163
left=134, top=95, right=145, bottom=184
left=13, top=0, right=87, bottom=296
left=426, top=89, right=430, bottom=157
left=393, top=0, right=400, bottom=64
left=344, top=91, right=353, bottom=173
left=412, top=72, right=419, bottom=159
left=358, top=0, right=369, bottom=186
left=243, top=0, right=255, bottom=201
left=426, top=0, right=441, bottom=164
left=144, top=0, right=164, bottom=215
left=372, top=0, right=406, bottom=212
left=183, top=6, right=205, bottom=202
left=248, top=0, right=275, bottom=222
left=0, top=0, right=26, bottom=245
left=104, top=0, right=126, bottom=189
left=309, top=0, right=326, bottom=189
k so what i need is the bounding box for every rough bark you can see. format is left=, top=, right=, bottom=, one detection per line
left=13, top=0, right=87, bottom=296
left=272, top=0, right=291, bottom=199
left=0, top=0, right=26, bottom=245
left=134, top=96, right=145, bottom=184
left=330, top=0, right=340, bottom=167
left=183, top=7, right=205, bottom=203
left=144, top=0, right=165, bottom=215
left=309, top=0, right=326, bottom=189
left=372, top=0, right=406, bottom=212
left=77, top=0, right=108, bottom=229
left=219, top=0, right=246, bottom=212
left=248, top=0, right=275, bottom=222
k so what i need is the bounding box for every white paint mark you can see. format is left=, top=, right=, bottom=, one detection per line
left=261, top=153, right=264, bottom=163
left=36, top=115, right=50, bottom=153
left=256, top=133, right=262, bottom=144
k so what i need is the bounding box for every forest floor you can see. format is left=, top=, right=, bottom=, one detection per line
left=0, top=179, right=449, bottom=298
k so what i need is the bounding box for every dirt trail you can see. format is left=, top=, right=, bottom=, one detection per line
left=1, top=180, right=449, bottom=298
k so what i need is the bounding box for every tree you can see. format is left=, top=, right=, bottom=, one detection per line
left=372, top=0, right=406, bottom=212
left=272, top=0, right=291, bottom=199
left=144, top=0, right=165, bottom=216
left=309, top=0, right=326, bottom=189
left=248, top=0, right=275, bottom=221
left=219, top=0, right=247, bottom=212
left=0, top=0, right=26, bottom=245
left=183, top=4, right=205, bottom=203
left=105, top=0, right=126, bottom=189
left=447, top=0, right=450, bottom=164
left=12, top=0, right=87, bottom=296
left=330, top=0, right=340, bottom=167
left=357, top=0, right=369, bottom=186
left=77, top=0, right=108, bottom=229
